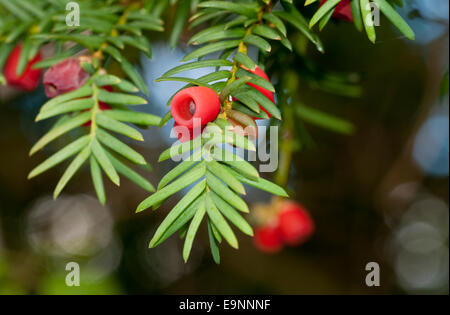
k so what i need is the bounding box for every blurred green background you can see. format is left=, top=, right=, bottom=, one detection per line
left=0, top=1, right=448, bottom=295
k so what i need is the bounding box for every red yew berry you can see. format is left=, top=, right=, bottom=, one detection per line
left=3, top=43, right=42, bottom=92
left=278, top=201, right=315, bottom=246
left=238, top=66, right=275, bottom=118
left=254, top=223, right=284, bottom=253
left=43, top=58, right=90, bottom=98
left=170, top=86, right=221, bottom=129
left=320, top=0, right=354, bottom=22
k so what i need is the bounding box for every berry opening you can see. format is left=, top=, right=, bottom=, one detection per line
left=179, top=98, right=196, bottom=121
left=189, top=101, right=196, bottom=116
left=170, top=86, right=221, bottom=129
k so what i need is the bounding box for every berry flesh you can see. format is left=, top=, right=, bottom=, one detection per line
left=278, top=201, right=315, bottom=246
left=3, top=43, right=42, bottom=92
left=170, top=86, right=221, bottom=129
left=43, top=58, right=90, bottom=98
left=254, top=223, right=284, bottom=253
left=320, top=0, right=354, bottom=22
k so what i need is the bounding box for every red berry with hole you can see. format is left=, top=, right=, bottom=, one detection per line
left=278, top=201, right=315, bottom=246
left=43, top=58, right=90, bottom=98
left=320, top=0, right=353, bottom=22
left=170, top=86, right=221, bottom=129
left=3, top=43, right=42, bottom=92
left=254, top=223, right=283, bottom=253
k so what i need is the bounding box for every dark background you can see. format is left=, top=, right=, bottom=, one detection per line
left=0, top=1, right=448, bottom=294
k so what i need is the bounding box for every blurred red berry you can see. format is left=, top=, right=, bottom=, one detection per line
left=43, top=58, right=90, bottom=98
left=99, top=102, right=112, bottom=111
left=171, top=86, right=221, bottom=129
left=3, top=43, right=42, bottom=92
left=320, top=0, right=354, bottom=22
left=278, top=201, right=315, bottom=246
left=254, top=223, right=283, bottom=253
left=237, top=66, right=275, bottom=119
